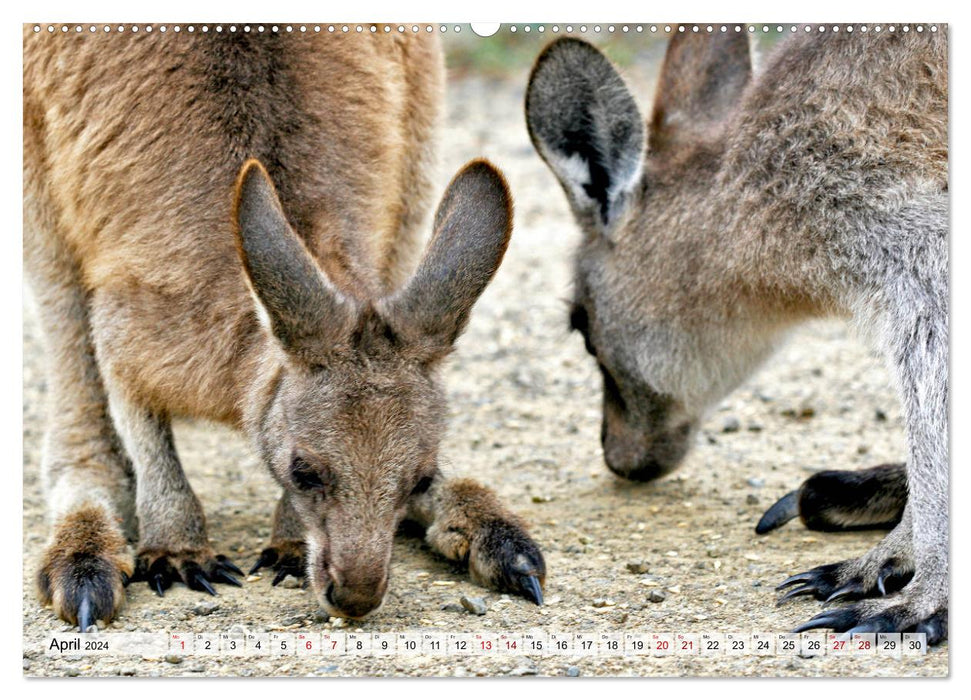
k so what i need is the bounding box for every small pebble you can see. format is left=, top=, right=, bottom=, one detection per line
left=193, top=601, right=219, bottom=616
left=460, top=595, right=489, bottom=615
left=510, top=665, right=538, bottom=676
left=746, top=494, right=760, bottom=505
left=566, top=666, right=581, bottom=677
left=626, top=561, right=649, bottom=575
left=647, top=589, right=667, bottom=603
left=280, top=575, right=302, bottom=589
left=22, top=659, right=30, bottom=671
left=747, top=477, right=765, bottom=488
left=120, top=667, right=136, bottom=676
left=875, top=409, right=888, bottom=421
left=246, top=574, right=261, bottom=583
left=64, top=668, right=80, bottom=677
left=164, top=654, right=183, bottom=665
left=441, top=603, right=465, bottom=613
left=722, top=416, right=741, bottom=433
left=592, top=598, right=615, bottom=608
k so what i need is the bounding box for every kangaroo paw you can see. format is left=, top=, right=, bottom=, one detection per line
left=776, top=517, right=914, bottom=605
left=792, top=585, right=947, bottom=645
left=466, top=518, right=546, bottom=605
left=249, top=540, right=306, bottom=587
left=133, top=548, right=242, bottom=596
left=757, top=463, right=907, bottom=534
left=37, top=506, right=134, bottom=631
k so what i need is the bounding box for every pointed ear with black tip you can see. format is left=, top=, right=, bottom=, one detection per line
left=649, top=31, right=752, bottom=154
left=233, top=159, right=357, bottom=361
left=384, top=159, right=513, bottom=356
left=525, top=37, right=644, bottom=235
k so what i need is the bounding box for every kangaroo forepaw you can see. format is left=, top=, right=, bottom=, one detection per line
left=37, top=506, right=134, bottom=631
left=249, top=540, right=306, bottom=586
left=134, top=549, right=243, bottom=597
left=756, top=463, right=907, bottom=534
left=468, top=519, right=546, bottom=605
left=776, top=556, right=914, bottom=605
left=792, top=589, right=948, bottom=645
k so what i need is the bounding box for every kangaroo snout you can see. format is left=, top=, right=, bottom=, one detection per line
left=601, top=408, right=693, bottom=483
left=310, top=533, right=392, bottom=620
left=323, top=575, right=388, bottom=619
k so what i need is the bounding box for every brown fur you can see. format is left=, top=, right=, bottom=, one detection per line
left=25, top=26, right=544, bottom=626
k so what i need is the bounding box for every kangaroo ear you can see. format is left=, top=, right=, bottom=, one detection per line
left=233, top=159, right=356, bottom=361
left=526, top=38, right=644, bottom=234
left=385, top=160, right=512, bottom=355
left=649, top=31, right=752, bottom=154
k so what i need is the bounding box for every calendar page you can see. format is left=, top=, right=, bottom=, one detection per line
left=21, top=13, right=949, bottom=679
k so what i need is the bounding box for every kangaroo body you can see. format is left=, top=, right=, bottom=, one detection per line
left=25, top=28, right=545, bottom=629
left=527, top=28, right=947, bottom=640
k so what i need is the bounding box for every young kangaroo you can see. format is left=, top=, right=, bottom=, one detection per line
left=24, top=27, right=545, bottom=631
left=526, top=28, right=947, bottom=641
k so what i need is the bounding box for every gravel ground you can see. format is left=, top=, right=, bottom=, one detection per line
left=21, top=35, right=948, bottom=678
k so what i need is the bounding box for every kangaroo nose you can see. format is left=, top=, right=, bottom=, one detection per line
left=326, top=581, right=384, bottom=619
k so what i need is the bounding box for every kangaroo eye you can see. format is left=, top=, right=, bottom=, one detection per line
left=411, top=475, right=434, bottom=496
left=291, top=454, right=328, bottom=492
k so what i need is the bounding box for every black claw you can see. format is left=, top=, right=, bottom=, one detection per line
left=152, top=573, right=166, bottom=597
left=756, top=490, right=800, bottom=534
left=77, top=586, right=94, bottom=633
left=776, top=572, right=815, bottom=590
left=193, top=572, right=218, bottom=596
left=212, top=569, right=242, bottom=588
left=249, top=549, right=278, bottom=575
left=776, top=584, right=818, bottom=606
left=518, top=575, right=544, bottom=606
left=795, top=606, right=863, bottom=633
left=120, top=572, right=130, bottom=587
left=825, top=581, right=865, bottom=604
left=272, top=568, right=290, bottom=587
left=217, top=556, right=245, bottom=577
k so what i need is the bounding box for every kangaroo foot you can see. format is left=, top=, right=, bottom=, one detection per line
left=133, top=548, right=242, bottom=596
left=37, top=505, right=134, bottom=631
left=792, top=583, right=947, bottom=645
left=249, top=539, right=306, bottom=587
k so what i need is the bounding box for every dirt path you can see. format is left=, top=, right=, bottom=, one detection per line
left=21, top=36, right=947, bottom=678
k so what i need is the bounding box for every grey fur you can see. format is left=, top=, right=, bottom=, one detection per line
left=526, top=27, right=948, bottom=637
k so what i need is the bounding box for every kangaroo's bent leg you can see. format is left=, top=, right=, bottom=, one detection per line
left=757, top=463, right=907, bottom=534
left=249, top=490, right=307, bottom=586
left=108, top=395, right=243, bottom=595
left=780, top=254, right=948, bottom=643
left=27, top=256, right=136, bottom=630
left=406, top=474, right=546, bottom=605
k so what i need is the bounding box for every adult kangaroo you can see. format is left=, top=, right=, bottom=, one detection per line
left=525, top=27, right=947, bottom=641
left=24, top=26, right=545, bottom=631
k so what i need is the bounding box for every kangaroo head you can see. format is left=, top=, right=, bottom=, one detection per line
left=233, top=159, right=512, bottom=618
left=526, top=34, right=755, bottom=482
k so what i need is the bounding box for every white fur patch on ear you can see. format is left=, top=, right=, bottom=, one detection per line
left=545, top=148, right=596, bottom=212
left=543, top=145, right=642, bottom=238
